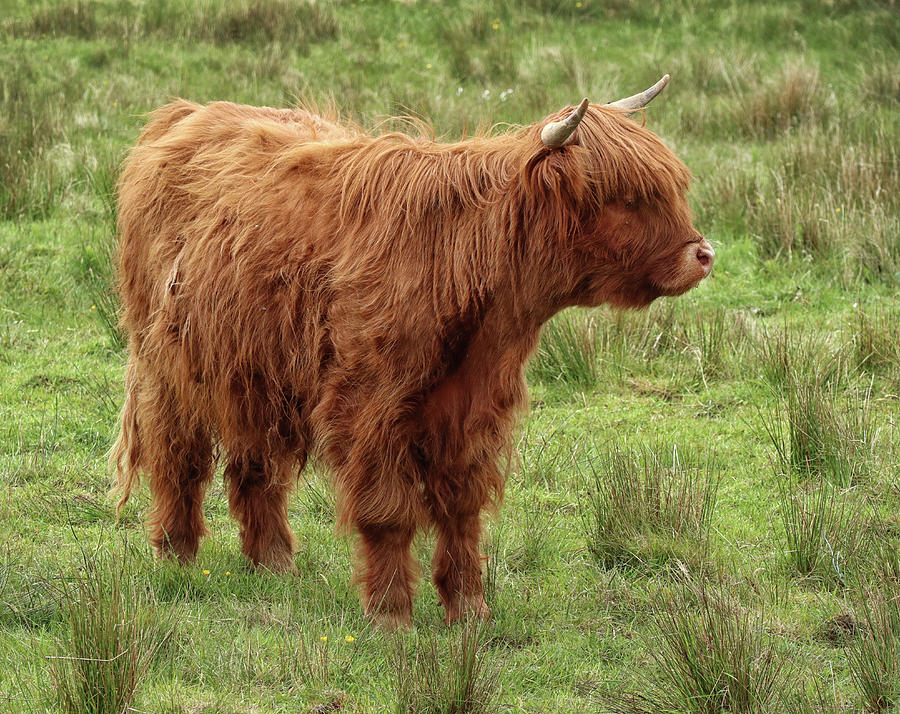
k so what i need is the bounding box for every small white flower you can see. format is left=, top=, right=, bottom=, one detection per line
left=482, top=89, right=491, bottom=99
left=456, top=87, right=464, bottom=96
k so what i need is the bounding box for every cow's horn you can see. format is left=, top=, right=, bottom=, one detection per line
left=606, top=74, right=670, bottom=114
left=540, top=97, right=590, bottom=149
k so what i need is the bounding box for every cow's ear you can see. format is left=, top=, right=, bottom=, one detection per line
left=521, top=148, right=587, bottom=207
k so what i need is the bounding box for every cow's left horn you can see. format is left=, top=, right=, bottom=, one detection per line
left=606, top=74, right=670, bottom=114
left=541, top=97, right=590, bottom=149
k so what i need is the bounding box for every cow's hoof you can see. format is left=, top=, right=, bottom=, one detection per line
left=366, top=606, right=412, bottom=631
left=444, top=596, right=491, bottom=625
left=251, top=551, right=298, bottom=576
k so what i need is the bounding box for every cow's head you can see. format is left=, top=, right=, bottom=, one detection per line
left=529, top=76, right=714, bottom=309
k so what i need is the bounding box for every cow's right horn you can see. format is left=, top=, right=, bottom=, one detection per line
left=606, top=74, right=670, bottom=114
left=541, top=97, right=590, bottom=149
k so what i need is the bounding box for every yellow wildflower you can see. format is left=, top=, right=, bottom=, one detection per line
left=202, top=569, right=210, bottom=575
left=320, top=635, right=328, bottom=642
left=345, top=635, right=355, bottom=643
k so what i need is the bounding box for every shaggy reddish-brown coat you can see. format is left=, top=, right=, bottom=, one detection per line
left=112, top=97, right=711, bottom=625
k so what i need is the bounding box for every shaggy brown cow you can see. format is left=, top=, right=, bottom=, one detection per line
left=112, top=75, right=714, bottom=626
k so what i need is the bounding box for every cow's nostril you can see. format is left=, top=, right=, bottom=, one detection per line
left=696, top=246, right=714, bottom=270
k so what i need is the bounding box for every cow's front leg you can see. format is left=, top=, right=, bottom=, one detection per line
left=432, top=513, right=490, bottom=623
left=427, top=479, right=491, bottom=624
left=225, top=454, right=297, bottom=574
left=356, top=521, right=418, bottom=628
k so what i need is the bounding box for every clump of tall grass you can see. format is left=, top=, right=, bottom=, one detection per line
left=531, top=303, right=745, bottom=393
left=754, top=321, right=881, bottom=488
left=0, top=57, right=74, bottom=219
left=580, top=443, right=719, bottom=569
left=529, top=309, right=599, bottom=390
left=740, top=119, right=899, bottom=278
left=192, top=0, right=338, bottom=48
left=49, top=547, right=174, bottom=714
left=7, top=0, right=339, bottom=52
left=733, top=62, right=832, bottom=140
left=668, top=46, right=757, bottom=97
left=614, top=303, right=747, bottom=387
left=847, top=578, right=900, bottom=712
left=82, top=157, right=125, bottom=350
left=437, top=4, right=519, bottom=85
left=873, top=538, right=900, bottom=584
left=678, top=60, right=832, bottom=143
left=603, top=577, right=787, bottom=713
left=773, top=468, right=866, bottom=586
left=28, top=1, right=97, bottom=37
left=673, top=307, right=748, bottom=386
left=393, top=616, right=503, bottom=714
left=861, top=57, right=900, bottom=106
left=766, top=377, right=875, bottom=488
left=506, top=494, right=554, bottom=575
left=751, top=324, right=847, bottom=391
left=849, top=304, right=900, bottom=380
left=516, top=423, right=581, bottom=490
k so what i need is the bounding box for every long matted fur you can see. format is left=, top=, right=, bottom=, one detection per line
left=111, top=96, right=710, bottom=625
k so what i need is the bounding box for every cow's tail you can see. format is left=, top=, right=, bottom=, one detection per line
left=109, top=359, right=143, bottom=517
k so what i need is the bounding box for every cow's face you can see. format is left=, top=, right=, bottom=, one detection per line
left=583, top=191, right=714, bottom=308
left=538, top=104, right=713, bottom=309
left=531, top=80, right=715, bottom=310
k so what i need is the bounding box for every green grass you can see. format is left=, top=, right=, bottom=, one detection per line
left=1, top=0, right=898, bottom=710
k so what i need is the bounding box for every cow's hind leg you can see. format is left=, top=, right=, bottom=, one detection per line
left=142, top=394, right=214, bottom=563
left=226, top=455, right=297, bottom=574
left=356, top=519, right=418, bottom=628
left=427, top=475, right=491, bottom=624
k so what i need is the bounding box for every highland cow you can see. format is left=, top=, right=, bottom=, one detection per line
left=112, top=75, right=714, bottom=626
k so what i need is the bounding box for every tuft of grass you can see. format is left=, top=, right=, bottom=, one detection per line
left=77, top=152, right=126, bottom=350
left=740, top=121, right=900, bottom=274
left=437, top=5, right=518, bottom=85
left=673, top=306, right=747, bottom=385
left=849, top=303, right=900, bottom=379
left=393, top=616, right=503, bottom=714
left=48, top=546, right=175, bottom=714
left=861, top=57, right=900, bottom=106
left=732, top=62, right=831, bottom=140
left=529, top=309, right=599, bottom=389
left=872, top=537, right=900, bottom=584
left=26, top=1, right=98, bottom=39
left=765, top=375, right=876, bottom=488
left=0, top=56, right=74, bottom=219
left=751, top=324, right=847, bottom=391
left=604, top=577, right=787, bottom=713
left=773, top=468, right=866, bottom=586
left=198, top=0, right=339, bottom=49
left=847, top=579, right=900, bottom=712
left=9, top=0, right=339, bottom=52
left=505, top=495, right=554, bottom=575
left=580, top=444, right=719, bottom=569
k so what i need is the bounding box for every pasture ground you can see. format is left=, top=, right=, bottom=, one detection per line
left=1, top=0, right=898, bottom=711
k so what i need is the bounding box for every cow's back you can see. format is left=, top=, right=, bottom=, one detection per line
left=116, top=101, right=355, bottom=452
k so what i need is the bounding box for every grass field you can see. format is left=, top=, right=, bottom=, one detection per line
left=1, top=0, right=898, bottom=711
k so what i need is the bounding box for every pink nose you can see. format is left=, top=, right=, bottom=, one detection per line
left=696, top=239, right=715, bottom=275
